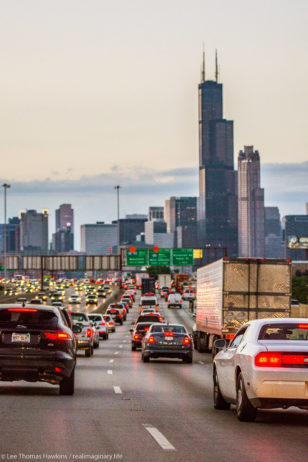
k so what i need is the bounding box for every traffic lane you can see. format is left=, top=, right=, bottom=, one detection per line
left=108, top=307, right=308, bottom=462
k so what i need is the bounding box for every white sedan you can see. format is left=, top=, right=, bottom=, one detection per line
left=213, top=318, right=308, bottom=421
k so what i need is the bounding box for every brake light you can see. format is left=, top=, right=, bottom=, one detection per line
left=8, top=308, right=38, bottom=312
left=149, top=313, right=153, bottom=316
left=148, top=336, right=155, bottom=344
left=55, top=367, right=63, bottom=372
left=109, top=322, right=114, bottom=326
left=164, top=332, right=173, bottom=337
left=44, top=332, right=72, bottom=340
left=133, top=334, right=140, bottom=340
left=226, top=333, right=235, bottom=340
left=144, top=327, right=149, bottom=331
left=87, top=329, right=92, bottom=337
left=255, top=352, right=281, bottom=367
left=118, top=313, right=122, bottom=317
left=100, top=322, right=106, bottom=326
left=158, top=316, right=163, bottom=322
left=298, top=324, right=308, bottom=329
left=183, top=336, right=191, bottom=345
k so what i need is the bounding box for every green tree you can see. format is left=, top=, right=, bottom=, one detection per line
left=146, top=266, right=171, bottom=280
left=292, top=276, right=308, bottom=304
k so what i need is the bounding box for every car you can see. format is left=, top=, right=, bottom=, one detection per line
left=38, top=292, right=48, bottom=301
left=16, top=297, right=27, bottom=304
left=109, top=303, right=127, bottom=321
left=139, top=295, right=159, bottom=312
left=86, top=295, right=98, bottom=305
left=52, top=301, right=64, bottom=308
left=182, top=290, right=196, bottom=301
left=125, top=290, right=135, bottom=301
left=121, top=296, right=133, bottom=308
left=70, top=311, right=98, bottom=353
left=103, top=314, right=116, bottom=333
left=213, top=318, right=308, bottom=422
left=160, top=287, right=170, bottom=299
left=88, top=314, right=109, bottom=340
left=68, top=294, right=81, bottom=304
left=97, top=289, right=106, bottom=297
left=106, top=308, right=123, bottom=325
left=141, top=323, right=193, bottom=363
left=131, top=322, right=152, bottom=351
left=29, top=298, right=43, bottom=305
left=167, top=293, right=182, bottom=309
left=0, top=304, right=77, bottom=394
left=132, top=313, right=163, bottom=330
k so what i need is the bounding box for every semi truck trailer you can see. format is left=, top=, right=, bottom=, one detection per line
left=194, top=258, right=292, bottom=354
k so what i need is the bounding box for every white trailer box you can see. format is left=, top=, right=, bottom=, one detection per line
left=158, top=274, right=172, bottom=289
left=194, top=258, right=291, bottom=353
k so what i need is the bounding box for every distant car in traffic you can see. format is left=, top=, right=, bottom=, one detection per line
left=167, top=293, right=182, bottom=309
left=131, top=322, right=152, bottom=351
left=88, top=313, right=109, bottom=340
left=213, top=318, right=308, bottom=421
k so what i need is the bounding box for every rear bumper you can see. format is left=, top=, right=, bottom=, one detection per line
left=76, top=340, right=92, bottom=350
left=248, top=368, right=308, bottom=402
left=145, top=348, right=192, bottom=359
left=0, top=351, right=75, bottom=382
left=168, top=304, right=182, bottom=308
left=132, top=340, right=142, bottom=348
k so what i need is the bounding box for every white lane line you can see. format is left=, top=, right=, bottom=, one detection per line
left=122, top=340, right=126, bottom=343
left=107, top=370, right=113, bottom=375
left=114, top=351, right=119, bottom=355
left=143, top=424, right=175, bottom=451
left=109, top=359, right=114, bottom=363
left=113, top=386, right=122, bottom=394
left=198, top=361, right=205, bottom=365
left=119, top=345, right=123, bottom=348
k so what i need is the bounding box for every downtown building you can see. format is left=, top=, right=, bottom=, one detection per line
left=80, top=222, right=117, bottom=255
left=238, top=146, right=265, bottom=257
left=20, top=209, right=49, bottom=254
left=164, top=196, right=198, bottom=248
left=52, top=204, right=74, bottom=252
left=198, top=52, right=238, bottom=256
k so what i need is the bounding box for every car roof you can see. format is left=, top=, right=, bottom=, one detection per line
left=0, top=303, right=60, bottom=315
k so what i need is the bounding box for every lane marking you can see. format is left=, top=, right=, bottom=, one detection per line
left=107, top=370, right=113, bottom=375
left=109, top=359, right=114, bottom=363
left=113, top=386, right=122, bottom=394
left=114, top=351, right=119, bottom=355
left=119, top=345, right=123, bottom=348
left=143, top=424, right=175, bottom=451
left=198, top=361, right=205, bottom=365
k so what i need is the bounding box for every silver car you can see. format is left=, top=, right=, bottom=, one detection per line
left=88, top=313, right=109, bottom=340
left=213, top=318, right=308, bottom=421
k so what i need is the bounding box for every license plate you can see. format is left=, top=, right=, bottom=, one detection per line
left=165, top=337, right=173, bottom=341
left=12, top=333, right=30, bottom=343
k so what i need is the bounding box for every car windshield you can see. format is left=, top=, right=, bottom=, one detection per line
left=151, top=325, right=186, bottom=334
left=0, top=308, right=59, bottom=329
left=258, top=323, right=308, bottom=341
left=71, top=313, right=88, bottom=322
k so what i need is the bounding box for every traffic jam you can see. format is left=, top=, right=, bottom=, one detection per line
left=0, top=263, right=307, bottom=424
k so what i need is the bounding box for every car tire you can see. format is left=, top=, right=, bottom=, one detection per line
left=94, top=342, right=99, bottom=349
left=131, top=344, right=137, bottom=351
left=236, top=372, right=257, bottom=421
left=142, top=354, right=150, bottom=363
left=183, top=356, right=192, bottom=364
left=120, top=320, right=123, bottom=325
left=85, top=347, right=91, bottom=357
left=213, top=367, right=230, bottom=410
left=59, top=369, right=75, bottom=395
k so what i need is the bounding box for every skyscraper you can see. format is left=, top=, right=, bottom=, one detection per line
left=164, top=196, right=198, bottom=247
left=53, top=204, right=74, bottom=252
left=198, top=51, right=238, bottom=256
left=265, top=207, right=283, bottom=258
left=238, top=146, right=265, bottom=257
left=20, top=209, right=49, bottom=254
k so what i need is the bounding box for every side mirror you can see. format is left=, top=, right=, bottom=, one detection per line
left=213, top=338, right=226, bottom=350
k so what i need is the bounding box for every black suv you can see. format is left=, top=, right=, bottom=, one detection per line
left=0, top=304, right=77, bottom=395
left=106, top=308, right=123, bottom=325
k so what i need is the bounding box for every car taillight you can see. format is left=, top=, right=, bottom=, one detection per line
left=255, top=352, right=281, bottom=367
left=165, top=332, right=173, bottom=337
left=183, top=336, right=191, bottom=345
left=118, top=313, right=122, bottom=317
left=158, top=316, right=163, bottom=322
left=87, top=329, right=92, bottom=337
left=144, top=327, right=149, bottom=331
left=8, top=308, right=38, bottom=312
left=100, top=322, right=106, bottom=326
left=44, top=332, right=72, bottom=340
left=226, top=333, right=235, bottom=340
left=109, top=322, right=114, bottom=326
left=298, top=324, right=308, bottom=329
left=133, top=334, right=140, bottom=340
left=148, top=336, right=155, bottom=344
left=55, top=367, right=63, bottom=372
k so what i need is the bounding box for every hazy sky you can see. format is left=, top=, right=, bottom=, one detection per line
left=0, top=0, right=307, bottom=247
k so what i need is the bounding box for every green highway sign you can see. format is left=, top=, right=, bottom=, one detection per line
left=148, top=248, right=171, bottom=266
left=172, top=248, right=194, bottom=265
left=126, top=249, right=148, bottom=266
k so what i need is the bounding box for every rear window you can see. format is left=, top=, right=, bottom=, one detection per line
left=136, top=323, right=151, bottom=332
left=0, top=308, right=59, bottom=329
left=71, top=313, right=88, bottom=322
left=137, top=315, right=160, bottom=323
left=88, top=315, right=102, bottom=322
left=141, top=299, right=156, bottom=306
left=258, top=323, right=308, bottom=341
left=151, top=325, right=186, bottom=334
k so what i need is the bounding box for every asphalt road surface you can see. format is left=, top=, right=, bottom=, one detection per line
left=0, top=291, right=307, bottom=462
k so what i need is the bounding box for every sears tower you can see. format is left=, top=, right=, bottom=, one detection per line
left=198, top=51, right=237, bottom=256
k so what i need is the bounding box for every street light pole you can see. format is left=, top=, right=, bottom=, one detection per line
left=2, top=184, right=11, bottom=279
left=114, top=185, right=121, bottom=254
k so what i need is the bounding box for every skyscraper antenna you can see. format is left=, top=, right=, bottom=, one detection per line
left=215, top=49, right=219, bottom=82
left=201, top=44, right=205, bottom=82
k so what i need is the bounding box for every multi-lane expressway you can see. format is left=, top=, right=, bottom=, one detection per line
left=0, top=289, right=307, bottom=462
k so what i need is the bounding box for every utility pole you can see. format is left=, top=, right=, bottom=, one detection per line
left=2, top=183, right=11, bottom=279
left=114, top=185, right=121, bottom=254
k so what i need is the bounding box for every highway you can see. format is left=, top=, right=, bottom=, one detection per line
left=0, top=289, right=307, bottom=462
